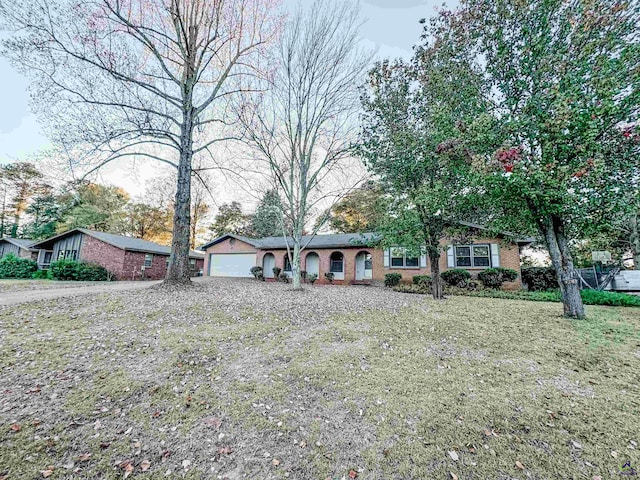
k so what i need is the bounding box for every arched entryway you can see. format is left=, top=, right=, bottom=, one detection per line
left=305, top=252, right=320, bottom=278
left=355, top=251, right=373, bottom=281
left=263, top=253, right=275, bottom=278
left=330, top=252, right=344, bottom=281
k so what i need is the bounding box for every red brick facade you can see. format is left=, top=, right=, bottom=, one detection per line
left=79, top=235, right=204, bottom=281
left=204, top=236, right=523, bottom=290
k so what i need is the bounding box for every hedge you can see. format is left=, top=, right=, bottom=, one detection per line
left=49, top=259, right=112, bottom=281
left=0, top=253, right=37, bottom=279
left=521, top=266, right=558, bottom=291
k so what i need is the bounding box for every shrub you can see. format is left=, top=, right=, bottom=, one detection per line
left=250, top=266, right=264, bottom=280
left=324, top=272, right=335, bottom=284
left=441, top=269, right=471, bottom=287
left=272, top=267, right=282, bottom=278
left=300, top=270, right=307, bottom=281
left=278, top=272, right=290, bottom=283
left=0, top=253, right=37, bottom=279
left=385, top=273, right=402, bottom=287
left=521, top=266, right=558, bottom=291
left=49, top=260, right=111, bottom=281
left=446, top=287, right=640, bottom=307
left=413, top=275, right=432, bottom=287
left=478, top=267, right=518, bottom=289
left=32, top=269, right=52, bottom=280
left=308, top=273, right=318, bottom=285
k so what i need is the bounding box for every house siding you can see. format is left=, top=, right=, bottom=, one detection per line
left=0, top=241, right=34, bottom=259
left=52, top=232, right=84, bottom=261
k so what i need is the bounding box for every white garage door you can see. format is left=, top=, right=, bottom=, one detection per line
left=209, top=253, right=256, bottom=277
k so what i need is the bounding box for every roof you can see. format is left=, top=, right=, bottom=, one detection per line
left=32, top=228, right=205, bottom=259
left=0, top=237, right=37, bottom=250
left=200, top=234, right=261, bottom=251
left=201, top=232, right=380, bottom=250
left=257, top=232, right=379, bottom=249
left=456, top=221, right=535, bottom=245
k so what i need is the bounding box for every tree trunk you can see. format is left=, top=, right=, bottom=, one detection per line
left=629, top=213, right=640, bottom=269
left=165, top=112, right=194, bottom=285
left=291, top=223, right=304, bottom=290
left=429, top=252, right=444, bottom=300
left=542, top=215, right=585, bottom=319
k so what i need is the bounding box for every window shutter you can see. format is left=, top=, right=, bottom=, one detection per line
left=383, top=248, right=390, bottom=268
left=420, top=246, right=427, bottom=268
left=447, top=245, right=455, bottom=268
left=490, top=244, right=500, bottom=267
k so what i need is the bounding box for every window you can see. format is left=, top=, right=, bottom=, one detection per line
left=389, top=247, right=419, bottom=268
left=455, top=245, right=491, bottom=268
left=189, top=258, right=196, bottom=268
left=144, top=254, right=153, bottom=267
left=62, top=249, right=77, bottom=261
left=283, top=255, right=292, bottom=272
left=364, top=253, right=373, bottom=270
left=330, top=252, right=344, bottom=273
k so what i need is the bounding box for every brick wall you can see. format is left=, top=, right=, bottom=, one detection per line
left=257, top=238, right=522, bottom=289
left=80, top=235, right=126, bottom=279
left=122, top=251, right=168, bottom=281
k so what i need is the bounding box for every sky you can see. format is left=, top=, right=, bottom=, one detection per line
left=0, top=0, right=451, bottom=198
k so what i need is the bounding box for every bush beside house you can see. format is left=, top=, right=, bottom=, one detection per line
left=0, top=254, right=37, bottom=279
left=521, top=267, right=558, bottom=291
left=49, top=260, right=112, bottom=281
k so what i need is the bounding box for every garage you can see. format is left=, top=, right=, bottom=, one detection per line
left=208, top=253, right=256, bottom=277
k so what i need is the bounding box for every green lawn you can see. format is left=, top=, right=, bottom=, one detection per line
left=1, top=280, right=639, bottom=479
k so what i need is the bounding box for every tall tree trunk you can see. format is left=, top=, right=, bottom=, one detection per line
left=429, top=251, right=444, bottom=300
left=542, top=215, right=585, bottom=319
left=629, top=213, right=640, bottom=269
left=291, top=222, right=304, bottom=290
left=166, top=112, right=194, bottom=285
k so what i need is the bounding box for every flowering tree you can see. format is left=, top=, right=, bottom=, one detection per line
left=422, top=0, right=640, bottom=317
left=0, top=0, right=281, bottom=284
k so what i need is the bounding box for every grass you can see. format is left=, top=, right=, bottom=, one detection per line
left=1, top=282, right=639, bottom=479
left=396, top=283, right=640, bottom=307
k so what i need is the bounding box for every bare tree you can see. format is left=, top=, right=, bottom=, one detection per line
left=0, top=0, right=281, bottom=284
left=238, top=0, right=370, bottom=289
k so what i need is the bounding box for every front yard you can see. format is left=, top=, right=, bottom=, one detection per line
left=1, top=279, right=639, bottom=479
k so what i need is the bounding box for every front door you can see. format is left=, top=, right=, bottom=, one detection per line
left=355, top=252, right=373, bottom=281
left=263, top=254, right=275, bottom=278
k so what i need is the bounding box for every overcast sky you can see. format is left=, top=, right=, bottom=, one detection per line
left=0, top=0, right=451, bottom=195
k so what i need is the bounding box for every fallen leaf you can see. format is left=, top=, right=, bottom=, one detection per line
left=123, top=463, right=134, bottom=479
left=202, top=416, right=222, bottom=429
left=0, top=474, right=8, bottom=480
left=140, top=459, right=151, bottom=472
left=592, top=477, right=602, bottom=480
left=100, top=442, right=110, bottom=449
left=271, top=459, right=280, bottom=467
left=515, top=460, right=525, bottom=470
left=77, top=453, right=91, bottom=462
left=611, top=450, right=618, bottom=458
left=9, top=424, right=21, bottom=433
left=41, top=468, right=54, bottom=478
left=348, top=470, right=358, bottom=479
left=448, top=450, right=459, bottom=462
left=217, top=446, right=233, bottom=455
left=572, top=440, right=583, bottom=449
left=483, top=429, right=492, bottom=437
left=450, top=472, right=459, bottom=480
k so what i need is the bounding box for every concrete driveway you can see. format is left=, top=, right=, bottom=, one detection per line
left=0, top=281, right=162, bottom=306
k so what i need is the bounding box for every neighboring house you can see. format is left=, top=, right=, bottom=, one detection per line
left=31, top=228, right=204, bottom=280
left=0, top=238, right=39, bottom=261
left=201, top=226, right=533, bottom=289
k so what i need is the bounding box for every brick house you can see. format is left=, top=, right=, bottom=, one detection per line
left=31, top=228, right=204, bottom=280
left=201, top=225, right=533, bottom=289
left=0, top=238, right=39, bottom=261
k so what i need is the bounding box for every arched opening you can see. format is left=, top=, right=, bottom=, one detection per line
left=305, top=252, right=320, bottom=278
left=263, top=253, right=276, bottom=278
left=283, top=253, right=292, bottom=276
left=330, top=251, right=344, bottom=280
left=355, top=251, right=373, bottom=281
